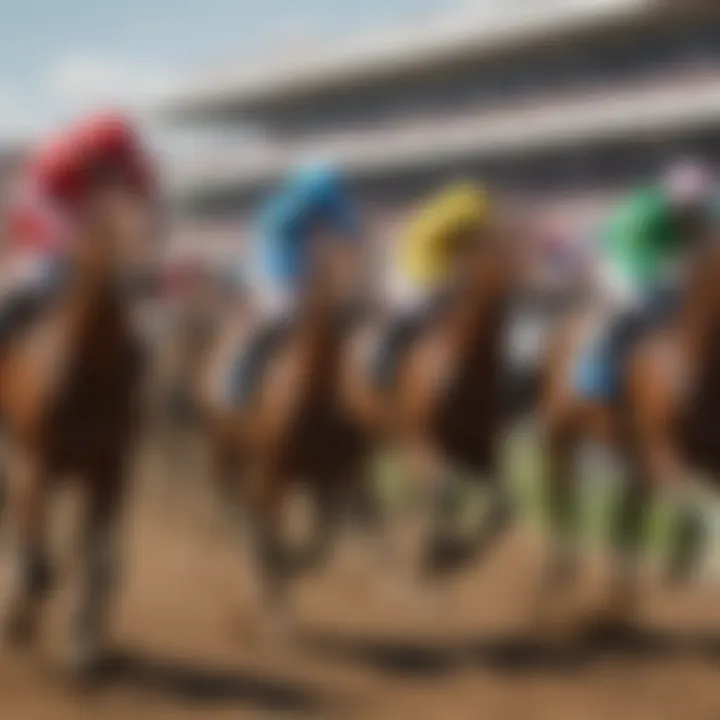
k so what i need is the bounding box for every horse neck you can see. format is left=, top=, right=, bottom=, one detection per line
left=295, top=286, right=342, bottom=390
left=65, top=268, right=128, bottom=353
left=445, top=280, right=508, bottom=370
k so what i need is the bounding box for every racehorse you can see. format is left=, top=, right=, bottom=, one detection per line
left=540, top=236, right=720, bottom=629
left=0, top=186, right=153, bottom=678
left=201, top=238, right=365, bottom=642
left=344, top=211, right=527, bottom=586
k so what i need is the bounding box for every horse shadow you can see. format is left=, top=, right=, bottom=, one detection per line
left=81, top=649, right=350, bottom=716
left=299, top=623, right=720, bottom=679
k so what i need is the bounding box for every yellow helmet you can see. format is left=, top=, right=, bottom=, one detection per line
left=412, top=181, right=490, bottom=241
left=401, top=181, right=491, bottom=287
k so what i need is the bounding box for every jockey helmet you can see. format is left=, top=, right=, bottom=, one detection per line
left=287, top=162, right=345, bottom=208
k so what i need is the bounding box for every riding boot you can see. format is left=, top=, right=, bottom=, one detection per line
left=605, top=282, right=681, bottom=399
left=0, top=289, right=45, bottom=348
left=375, top=313, right=422, bottom=391
left=232, top=317, right=289, bottom=408
left=0, top=255, right=68, bottom=350
left=602, top=310, right=643, bottom=397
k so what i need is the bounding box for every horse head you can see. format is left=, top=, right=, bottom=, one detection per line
left=454, top=207, right=525, bottom=323
left=70, top=180, right=159, bottom=299
left=301, top=226, right=361, bottom=326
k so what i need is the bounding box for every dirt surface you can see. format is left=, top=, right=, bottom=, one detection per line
left=2, top=444, right=720, bottom=720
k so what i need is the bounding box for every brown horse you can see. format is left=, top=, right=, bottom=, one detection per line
left=540, top=240, right=720, bottom=628
left=201, top=239, right=364, bottom=641
left=0, top=187, right=154, bottom=677
left=344, top=212, right=527, bottom=587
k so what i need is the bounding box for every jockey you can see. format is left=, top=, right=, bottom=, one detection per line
left=231, top=161, right=362, bottom=406
left=586, top=157, right=719, bottom=398
left=374, top=180, right=490, bottom=389
left=2, top=111, right=155, bottom=339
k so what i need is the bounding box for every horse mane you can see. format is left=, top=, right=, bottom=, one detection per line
left=52, top=217, right=139, bottom=383
left=443, top=221, right=518, bottom=362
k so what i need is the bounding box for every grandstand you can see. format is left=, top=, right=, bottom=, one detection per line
left=160, top=0, right=720, bottom=227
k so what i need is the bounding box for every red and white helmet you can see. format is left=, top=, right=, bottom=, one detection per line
left=8, top=111, right=157, bottom=254
left=27, top=110, right=155, bottom=209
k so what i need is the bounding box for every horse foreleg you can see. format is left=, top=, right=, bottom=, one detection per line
left=247, top=465, right=291, bottom=646
left=363, top=448, right=408, bottom=585
left=454, top=465, right=517, bottom=573
left=590, top=470, right=645, bottom=634
left=2, top=456, right=53, bottom=647
left=301, top=474, right=350, bottom=574
left=542, top=414, right=581, bottom=591
left=636, top=422, right=704, bottom=585
left=68, top=466, right=124, bottom=678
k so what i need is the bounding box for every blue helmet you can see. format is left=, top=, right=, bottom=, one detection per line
left=286, top=162, right=344, bottom=208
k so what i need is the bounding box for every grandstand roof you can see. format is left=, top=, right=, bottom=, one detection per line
left=162, top=0, right=658, bottom=119
left=165, top=74, right=720, bottom=198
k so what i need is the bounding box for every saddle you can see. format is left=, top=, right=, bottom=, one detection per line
left=0, top=277, right=64, bottom=349
left=0, top=253, right=72, bottom=346
left=222, top=317, right=288, bottom=409
left=370, top=311, right=429, bottom=393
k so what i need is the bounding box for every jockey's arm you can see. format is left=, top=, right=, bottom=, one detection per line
left=593, top=207, right=644, bottom=311
left=596, top=259, right=642, bottom=311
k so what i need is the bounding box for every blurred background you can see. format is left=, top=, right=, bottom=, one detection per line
left=4, top=1, right=720, bottom=718
left=4, top=0, right=720, bottom=266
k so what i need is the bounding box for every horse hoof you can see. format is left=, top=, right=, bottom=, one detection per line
left=3, top=611, right=37, bottom=649
left=579, top=613, right=637, bottom=648
left=582, top=592, right=638, bottom=645
left=424, top=536, right=472, bottom=577
left=62, top=644, right=112, bottom=686
left=29, top=559, right=56, bottom=600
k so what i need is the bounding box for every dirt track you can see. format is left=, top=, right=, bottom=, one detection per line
left=2, top=444, right=720, bottom=720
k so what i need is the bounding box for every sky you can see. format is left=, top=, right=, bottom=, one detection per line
left=0, top=0, right=459, bottom=141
